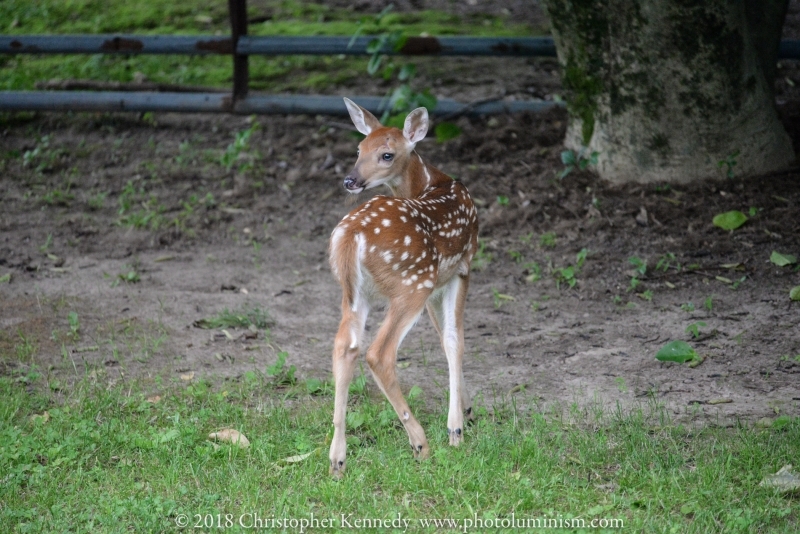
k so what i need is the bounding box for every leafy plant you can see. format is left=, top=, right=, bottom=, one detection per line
left=552, top=248, right=588, bottom=290
left=496, top=195, right=509, bottom=206
left=685, top=322, right=706, bottom=339
left=713, top=210, right=747, bottom=231
left=508, top=250, right=523, bottom=263
left=434, top=122, right=462, bottom=143
left=681, top=302, right=695, bottom=312
left=43, top=185, right=74, bottom=206
left=194, top=306, right=273, bottom=330
left=523, top=261, right=541, bottom=283
left=22, top=135, right=66, bottom=173
left=540, top=232, right=557, bottom=248
left=266, top=351, right=296, bottom=386
left=352, top=6, right=444, bottom=133
left=559, top=147, right=598, bottom=179
left=470, top=239, right=493, bottom=271
left=114, top=268, right=141, bottom=286
left=703, top=296, right=713, bottom=312
left=628, top=256, right=647, bottom=276
left=67, top=312, right=80, bottom=340
left=627, top=277, right=641, bottom=293
left=492, top=288, right=515, bottom=308
left=717, top=150, right=739, bottom=179
left=220, top=122, right=258, bottom=172
left=656, top=253, right=679, bottom=272
left=87, top=191, right=107, bottom=211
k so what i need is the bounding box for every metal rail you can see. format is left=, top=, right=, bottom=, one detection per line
left=5, top=34, right=800, bottom=59
left=0, top=35, right=557, bottom=57
left=0, top=91, right=562, bottom=115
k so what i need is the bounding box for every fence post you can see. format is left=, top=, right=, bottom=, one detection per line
left=228, top=0, right=249, bottom=101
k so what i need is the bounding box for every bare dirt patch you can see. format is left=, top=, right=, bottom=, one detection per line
left=2, top=105, right=798, bottom=426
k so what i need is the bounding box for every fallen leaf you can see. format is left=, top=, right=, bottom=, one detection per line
left=146, top=395, right=161, bottom=403
left=770, top=251, right=797, bottom=267
left=396, top=361, right=411, bottom=369
left=31, top=411, right=50, bottom=423
left=790, top=286, right=800, bottom=301
left=760, top=465, right=800, bottom=493
left=720, top=263, right=743, bottom=270
left=208, top=429, right=250, bottom=448
left=277, top=450, right=316, bottom=464
left=655, top=340, right=699, bottom=364
left=0, top=273, right=10, bottom=283
left=635, top=206, right=648, bottom=227
left=180, top=372, right=195, bottom=381
left=712, top=210, right=747, bottom=231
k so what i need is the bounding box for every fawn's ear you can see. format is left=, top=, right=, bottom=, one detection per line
left=402, top=107, right=429, bottom=146
left=344, top=98, right=382, bottom=136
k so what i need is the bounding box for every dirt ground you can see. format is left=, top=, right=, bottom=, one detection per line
left=2, top=2, right=800, bottom=426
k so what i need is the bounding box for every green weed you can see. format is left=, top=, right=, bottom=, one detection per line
left=194, top=306, right=273, bottom=330
left=559, top=147, right=598, bottom=179
left=470, top=239, right=493, bottom=271
left=539, top=232, right=557, bottom=248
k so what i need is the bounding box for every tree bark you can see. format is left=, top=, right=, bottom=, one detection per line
left=543, top=0, right=795, bottom=184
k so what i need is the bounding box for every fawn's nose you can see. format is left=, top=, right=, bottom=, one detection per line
left=343, top=174, right=364, bottom=192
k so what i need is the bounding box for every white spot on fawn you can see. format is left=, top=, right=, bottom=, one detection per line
left=382, top=219, right=391, bottom=227
left=404, top=235, right=411, bottom=246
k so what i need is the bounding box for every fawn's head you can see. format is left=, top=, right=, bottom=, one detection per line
left=342, top=97, right=428, bottom=195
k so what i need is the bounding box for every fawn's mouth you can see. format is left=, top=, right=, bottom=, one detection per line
left=343, top=176, right=365, bottom=193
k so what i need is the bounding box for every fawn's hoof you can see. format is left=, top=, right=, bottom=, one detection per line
left=329, top=459, right=346, bottom=478
left=412, top=442, right=430, bottom=460
left=447, top=427, right=463, bottom=446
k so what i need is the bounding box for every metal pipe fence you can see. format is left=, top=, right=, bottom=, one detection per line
left=1, top=0, right=798, bottom=116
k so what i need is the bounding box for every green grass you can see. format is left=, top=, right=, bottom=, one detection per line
left=1, top=0, right=536, bottom=92
left=193, top=305, right=273, bottom=330
left=1, top=366, right=797, bottom=533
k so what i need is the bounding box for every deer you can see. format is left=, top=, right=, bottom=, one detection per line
left=327, top=97, right=479, bottom=477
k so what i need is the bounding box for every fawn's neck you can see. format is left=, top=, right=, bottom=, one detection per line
left=388, top=153, right=449, bottom=199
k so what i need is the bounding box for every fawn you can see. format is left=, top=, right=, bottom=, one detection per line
left=327, top=98, right=479, bottom=477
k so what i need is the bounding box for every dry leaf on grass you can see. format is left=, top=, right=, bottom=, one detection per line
left=208, top=428, right=250, bottom=448
left=760, top=465, right=800, bottom=493
left=31, top=411, right=50, bottom=423
left=180, top=372, right=195, bottom=381
left=276, top=450, right=316, bottom=465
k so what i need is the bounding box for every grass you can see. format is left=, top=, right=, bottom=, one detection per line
left=193, top=305, right=273, bottom=330
left=1, top=0, right=536, bottom=92
left=1, top=364, right=798, bottom=533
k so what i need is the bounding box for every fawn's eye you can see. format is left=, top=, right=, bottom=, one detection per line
left=382, top=153, right=394, bottom=161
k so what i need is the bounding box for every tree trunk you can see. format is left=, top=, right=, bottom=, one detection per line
left=543, top=0, right=795, bottom=184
